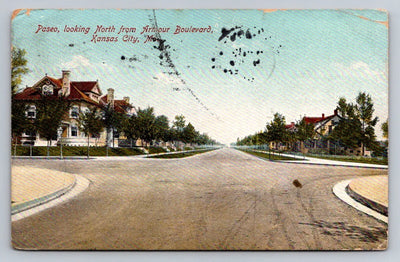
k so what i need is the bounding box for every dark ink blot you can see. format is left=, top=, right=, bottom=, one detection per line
left=218, top=27, right=236, bottom=41
left=212, top=65, right=215, bottom=69
left=243, top=52, right=246, bottom=57
left=253, top=59, right=260, bottom=66
left=245, top=30, right=252, bottom=39
left=230, top=32, right=237, bottom=42
left=211, top=58, right=215, bottom=62
left=219, top=51, right=223, bottom=56
left=69, top=44, right=74, bottom=47
left=121, top=56, right=126, bottom=60
left=238, top=30, right=244, bottom=37
left=223, top=69, right=228, bottom=73
left=230, top=61, right=235, bottom=66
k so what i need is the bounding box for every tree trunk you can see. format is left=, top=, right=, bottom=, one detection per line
left=361, top=142, right=365, bottom=156
left=87, top=135, right=90, bottom=159
left=106, top=128, right=109, bottom=157
left=13, top=137, right=17, bottom=157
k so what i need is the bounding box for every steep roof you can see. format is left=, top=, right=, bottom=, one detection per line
left=13, top=76, right=100, bottom=106
left=71, top=81, right=98, bottom=92
left=99, top=95, right=133, bottom=113
left=304, top=111, right=337, bottom=125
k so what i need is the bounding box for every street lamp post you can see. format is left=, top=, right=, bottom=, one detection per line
left=58, top=127, right=63, bottom=159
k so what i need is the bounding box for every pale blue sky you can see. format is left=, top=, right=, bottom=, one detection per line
left=11, top=9, right=388, bottom=144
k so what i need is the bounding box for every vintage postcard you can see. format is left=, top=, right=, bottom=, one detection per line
left=11, top=9, right=388, bottom=250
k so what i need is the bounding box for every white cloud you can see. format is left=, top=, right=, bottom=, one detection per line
left=61, top=55, right=91, bottom=69
left=332, top=61, right=387, bottom=83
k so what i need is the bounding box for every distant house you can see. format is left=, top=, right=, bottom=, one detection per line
left=303, top=110, right=341, bottom=153
left=13, top=70, right=133, bottom=147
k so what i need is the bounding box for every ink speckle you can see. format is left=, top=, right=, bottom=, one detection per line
left=230, top=61, right=235, bottom=66
left=245, top=30, right=252, bottom=39
left=121, top=56, right=126, bottom=60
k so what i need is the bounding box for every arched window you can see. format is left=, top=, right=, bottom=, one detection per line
left=26, top=105, right=36, bottom=119
left=70, top=106, right=79, bottom=118
left=71, top=126, right=78, bottom=137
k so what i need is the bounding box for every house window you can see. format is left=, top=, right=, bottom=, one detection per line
left=71, top=126, right=78, bottom=137
left=24, top=130, right=35, bottom=137
left=42, top=84, right=54, bottom=96
left=26, top=105, right=36, bottom=119
left=328, top=125, right=333, bottom=134
left=71, top=106, right=79, bottom=118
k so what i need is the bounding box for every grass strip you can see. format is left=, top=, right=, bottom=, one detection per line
left=238, top=149, right=300, bottom=161
left=305, top=154, right=388, bottom=165
left=147, top=149, right=214, bottom=159
left=11, top=146, right=143, bottom=157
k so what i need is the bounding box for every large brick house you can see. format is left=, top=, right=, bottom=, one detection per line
left=13, top=70, right=134, bottom=147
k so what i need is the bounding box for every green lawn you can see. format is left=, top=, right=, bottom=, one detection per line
left=238, top=149, right=300, bottom=161
left=305, top=154, right=388, bottom=165
left=147, top=149, right=214, bottom=159
left=11, top=146, right=143, bottom=157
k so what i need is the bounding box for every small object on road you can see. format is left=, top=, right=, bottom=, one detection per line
left=293, top=179, right=302, bottom=188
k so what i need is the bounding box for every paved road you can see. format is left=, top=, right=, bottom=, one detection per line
left=11, top=148, right=388, bottom=250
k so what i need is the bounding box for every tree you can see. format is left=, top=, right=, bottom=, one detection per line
left=11, top=47, right=29, bottom=95
left=122, top=114, right=139, bottom=147
left=11, top=47, right=30, bottom=155
left=329, top=92, right=379, bottom=155
left=135, top=107, right=156, bottom=147
left=102, top=104, right=125, bottom=155
left=11, top=100, right=29, bottom=155
left=295, top=118, right=315, bottom=152
left=34, top=95, right=70, bottom=157
left=78, top=107, right=104, bottom=158
left=329, top=97, right=362, bottom=151
left=264, top=113, right=287, bottom=149
left=182, top=122, right=197, bottom=145
left=154, top=115, right=170, bottom=143
left=381, top=119, right=388, bottom=140
left=355, top=92, right=379, bottom=155
left=172, top=114, right=186, bottom=142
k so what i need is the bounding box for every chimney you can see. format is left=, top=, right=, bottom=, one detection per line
left=322, top=113, right=325, bottom=118
left=107, top=88, right=114, bottom=107
left=334, top=109, right=338, bottom=115
left=61, top=70, right=71, bottom=97
left=123, top=96, right=130, bottom=104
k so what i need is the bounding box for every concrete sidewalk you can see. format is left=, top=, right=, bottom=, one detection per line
left=333, top=175, right=388, bottom=223
left=11, top=166, right=76, bottom=214
left=347, top=175, right=388, bottom=216
left=250, top=149, right=388, bottom=169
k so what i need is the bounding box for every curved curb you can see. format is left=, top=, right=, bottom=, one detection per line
left=346, top=183, right=388, bottom=216
left=11, top=177, right=77, bottom=215
left=332, top=179, right=388, bottom=224
left=11, top=174, right=90, bottom=222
